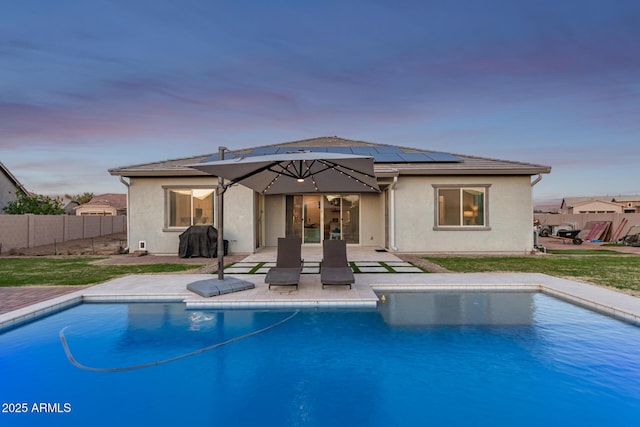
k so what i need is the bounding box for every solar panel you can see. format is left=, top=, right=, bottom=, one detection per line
left=397, top=152, right=432, bottom=162
left=373, top=153, right=405, bottom=162
left=322, top=146, right=353, bottom=154
left=202, top=145, right=461, bottom=163
left=350, top=146, right=377, bottom=155
left=201, top=153, right=239, bottom=162
left=250, top=147, right=279, bottom=155
left=423, top=152, right=461, bottom=162
left=374, top=145, right=401, bottom=153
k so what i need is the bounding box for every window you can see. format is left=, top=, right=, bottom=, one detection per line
left=166, top=188, right=214, bottom=228
left=434, top=186, right=489, bottom=229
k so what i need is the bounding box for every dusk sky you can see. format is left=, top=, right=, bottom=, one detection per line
left=2, top=0, right=639, bottom=204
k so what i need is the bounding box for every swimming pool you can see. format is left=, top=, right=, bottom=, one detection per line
left=1, top=292, right=639, bottom=426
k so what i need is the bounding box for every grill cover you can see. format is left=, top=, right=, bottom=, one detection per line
left=178, top=226, right=227, bottom=258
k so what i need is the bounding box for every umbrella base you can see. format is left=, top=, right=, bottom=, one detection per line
left=187, top=277, right=255, bottom=298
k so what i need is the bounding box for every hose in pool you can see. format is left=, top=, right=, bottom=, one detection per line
left=59, top=310, right=299, bottom=373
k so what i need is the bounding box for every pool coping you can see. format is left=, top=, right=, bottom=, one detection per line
left=1, top=272, right=639, bottom=332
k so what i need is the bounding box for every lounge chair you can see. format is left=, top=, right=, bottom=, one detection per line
left=320, top=239, right=355, bottom=289
left=265, top=237, right=303, bottom=289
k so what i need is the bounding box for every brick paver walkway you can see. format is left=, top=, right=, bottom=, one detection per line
left=0, top=286, right=89, bottom=315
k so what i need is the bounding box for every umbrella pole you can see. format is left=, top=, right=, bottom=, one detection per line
left=216, top=146, right=226, bottom=280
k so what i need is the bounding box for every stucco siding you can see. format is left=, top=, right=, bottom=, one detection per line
left=127, top=174, right=534, bottom=254
left=0, top=174, right=18, bottom=212
left=222, top=184, right=255, bottom=253
left=572, top=200, right=622, bottom=213
left=393, top=175, right=533, bottom=254
left=127, top=177, right=255, bottom=255
left=264, top=195, right=286, bottom=246
left=360, top=193, right=382, bottom=246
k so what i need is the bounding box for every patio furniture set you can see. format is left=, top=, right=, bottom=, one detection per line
left=265, top=238, right=355, bottom=290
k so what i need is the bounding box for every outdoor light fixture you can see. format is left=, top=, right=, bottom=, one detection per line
left=297, top=178, right=305, bottom=183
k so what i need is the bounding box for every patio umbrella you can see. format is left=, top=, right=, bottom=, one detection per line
left=185, top=148, right=380, bottom=287
left=190, top=150, right=380, bottom=194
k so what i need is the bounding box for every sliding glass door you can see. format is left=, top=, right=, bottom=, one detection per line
left=286, top=194, right=360, bottom=244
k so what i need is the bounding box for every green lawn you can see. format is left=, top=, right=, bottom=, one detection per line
left=425, top=254, right=640, bottom=293
left=0, top=258, right=202, bottom=287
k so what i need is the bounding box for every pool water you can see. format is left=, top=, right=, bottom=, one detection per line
left=1, top=292, right=640, bottom=426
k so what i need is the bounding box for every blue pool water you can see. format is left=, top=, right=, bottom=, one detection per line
left=1, top=292, right=640, bottom=427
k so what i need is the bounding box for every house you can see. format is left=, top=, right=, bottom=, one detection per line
left=109, top=137, right=551, bottom=255
left=611, top=195, right=640, bottom=213
left=75, top=193, right=127, bottom=216
left=0, top=161, right=30, bottom=213
left=560, top=197, right=622, bottom=214
left=62, top=198, right=80, bottom=215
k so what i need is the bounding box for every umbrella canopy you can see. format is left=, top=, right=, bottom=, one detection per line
left=188, top=151, right=380, bottom=194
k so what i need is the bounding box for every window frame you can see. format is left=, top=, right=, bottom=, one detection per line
left=162, top=185, right=216, bottom=231
left=432, top=184, right=491, bottom=231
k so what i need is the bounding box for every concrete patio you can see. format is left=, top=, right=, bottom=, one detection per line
left=1, top=246, right=639, bottom=331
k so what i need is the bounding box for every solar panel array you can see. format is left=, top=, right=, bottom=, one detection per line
left=202, top=146, right=461, bottom=163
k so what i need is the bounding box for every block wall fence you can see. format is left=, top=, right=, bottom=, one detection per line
left=0, top=215, right=126, bottom=254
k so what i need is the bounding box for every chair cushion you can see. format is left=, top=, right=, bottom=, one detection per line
left=321, top=267, right=355, bottom=285
left=265, top=268, right=301, bottom=285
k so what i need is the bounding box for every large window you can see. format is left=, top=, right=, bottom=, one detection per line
left=166, top=188, right=214, bottom=228
left=435, top=186, right=488, bottom=228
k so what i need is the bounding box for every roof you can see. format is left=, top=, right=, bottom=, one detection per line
left=109, top=136, right=551, bottom=178
left=78, top=193, right=127, bottom=210
left=611, top=195, right=640, bottom=202
left=561, top=195, right=640, bottom=208
left=0, top=161, right=30, bottom=196
left=571, top=199, right=622, bottom=208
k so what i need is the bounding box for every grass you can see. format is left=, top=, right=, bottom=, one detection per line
left=425, top=254, right=640, bottom=293
left=0, top=257, right=202, bottom=287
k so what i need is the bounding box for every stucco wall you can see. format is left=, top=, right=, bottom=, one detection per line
left=127, top=177, right=255, bottom=255
left=360, top=193, right=382, bottom=246
left=393, top=175, right=534, bottom=254
left=126, top=174, right=536, bottom=255
left=0, top=173, right=19, bottom=212
left=571, top=200, right=622, bottom=213
left=264, top=195, right=285, bottom=247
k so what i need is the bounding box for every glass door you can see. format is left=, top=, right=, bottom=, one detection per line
left=323, top=195, right=342, bottom=240
left=287, top=194, right=360, bottom=244
left=321, top=195, right=360, bottom=244
left=302, top=195, right=321, bottom=244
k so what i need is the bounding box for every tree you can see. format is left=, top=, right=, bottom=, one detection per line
left=2, top=191, right=65, bottom=215
left=66, top=192, right=94, bottom=204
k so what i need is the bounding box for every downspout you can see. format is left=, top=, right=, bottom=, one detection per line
left=531, top=174, right=542, bottom=187
left=530, top=174, right=543, bottom=252
left=119, top=176, right=131, bottom=253
left=390, top=173, right=399, bottom=252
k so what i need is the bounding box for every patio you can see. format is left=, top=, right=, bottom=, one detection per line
left=1, top=245, right=640, bottom=332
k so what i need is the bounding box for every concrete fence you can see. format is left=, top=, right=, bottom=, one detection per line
left=534, top=212, right=640, bottom=241
left=0, top=215, right=126, bottom=254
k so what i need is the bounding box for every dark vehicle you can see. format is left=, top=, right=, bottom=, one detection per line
left=622, top=225, right=640, bottom=247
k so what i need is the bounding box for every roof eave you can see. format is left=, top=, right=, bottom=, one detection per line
left=109, top=169, right=211, bottom=177
left=374, top=166, right=552, bottom=176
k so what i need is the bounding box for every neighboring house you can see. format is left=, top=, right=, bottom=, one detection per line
left=63, top=198, right=80, bottom=215
left=109, top=137, right=551, bottom=255
left=75, top=193, right=127, bottom=216
left=611, top=195, right=640, bottom=213
left=560, top=197, right=622, bottom=214
left=0, top=161, right=30, bottom=213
